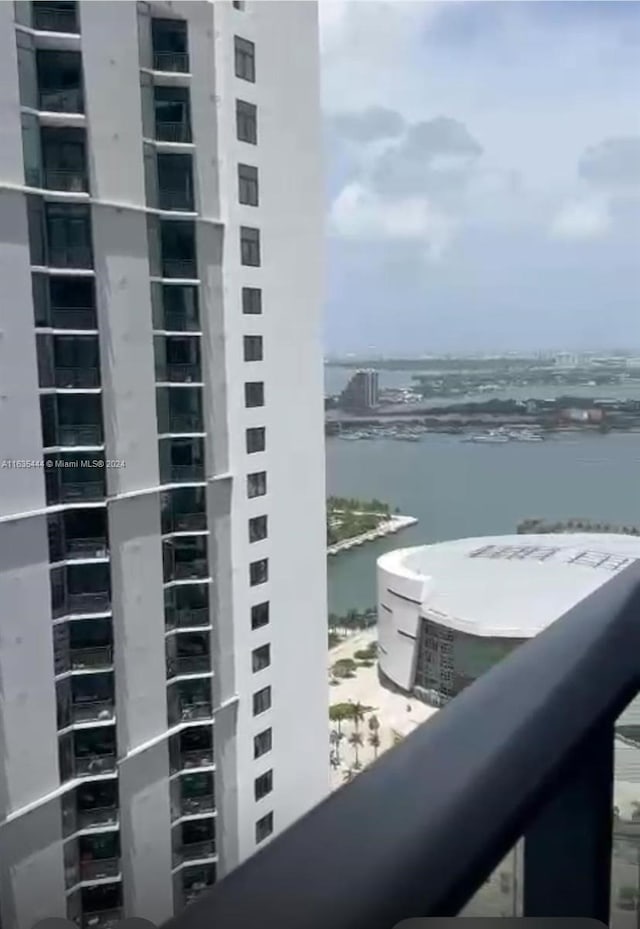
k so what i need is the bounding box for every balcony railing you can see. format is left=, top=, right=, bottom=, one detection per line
left=55, top=365, right=100, bottom=388
left=156, top=121, right=192, bottom=143
left=162, top=363, right=201, bottom=384
left=59, top=480, right=105, bottom=502
left=174, top=840, right=215, bottom=866
left=77, top=805, right=118, bottom=830
left=180, top=794, right=215, bottom=816
left=82, top=909, right=123, bottom=929
left=71, top=699, right=115, bottom=723
left=48, top=244, right=92, bottom=269
left=158, top=187, right=194, bottom=212
left=172, top=560, right=208, bottom=581
left=162, top=258, right=197, bottom=280
left=162, top=310, right=201, bottom=333
left=66, top=591, right=110, bottom=613
left=175, top=748, right=214, bottom=771
left=163, top=464, right=205, bottom=484
left=51, top=307, right=97, bottom=330
left=166, top=607, right=209, bottom=630
left=166, top=562, right=640, bottom=929
left=33, top=6, right=79, bottom=33
left=44, top=168, right=88, bottom=193
left=173, top=513, right=207, bottom=532
left=79, top=857, right=120, bottom=882
left=65, top=537, right=108, bottom=558
left=39, top=87, right=84, bottom=114
left=56, top=423, right=102, bottom=446
left=179, top=701, right=212, bottom=722
left=168, top=655, right=210, bottom=678
left=70, top=646, right=113, bottom=671
left=74, top=753, right=116, bottom=776
left=166, top=413, right=203, bottom=434
left=153, top=51, right=190, bottom=73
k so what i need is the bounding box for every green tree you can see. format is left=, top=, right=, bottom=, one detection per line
left=329, top=703, right=349, bottom=736
left=349, top=731, right=363, bottom=767
left=350, top=701, right=366, bottom=731
left=330, top=728, right=343, bottom=764
left=368, top=732, right=381, bottom=760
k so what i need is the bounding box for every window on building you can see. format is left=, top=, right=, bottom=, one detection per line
left=242, top=287, right=262, bottom=315
left=240, top=226, right=261, bottom=267
left=243, top=335, right=263, bottom=362
left=245, top=381, right=264, bottom=408
left=251, top=601, right=269, bottom=630
left=246, top=426, right=266, bottom=454
left=252, top=685, right=271, bottom=716
left=236, top=99, right=257, bottom=144
left=238, top=163, right=259, bottom=206
left=255, top=811, right=274, bottom=843
left=250, top=559, right=268, bottom=587
left=254, top=769, right=273, bottom=801
left=234, top=36, right=255, bottom=82
left=233, top=0, right=245, bottom=8
left=253, top=727, right=272, bottom=758
left=252, top=644, right=271, bottom=673
left=247, top=471, right=267, bottom=499
left=249, top=515, right=268, bottom=543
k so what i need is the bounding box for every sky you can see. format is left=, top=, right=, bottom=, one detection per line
left=319, top=0, right=640, bottom=355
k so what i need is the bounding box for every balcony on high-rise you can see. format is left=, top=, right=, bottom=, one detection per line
left=156, top=385, right=203, bottom=435
left=57, top=671, right=115, bottom=728
left=53, top=617, right=113, bottom=677
left=166, top=632, right=210, bottom=680
left=156, top=153, right=194, bottom=212
left=48, top=508, right=108, bottom=562
left=172, top=820, right=215, bottom=867
left=163, top=536, right=208, bottom=583
left=33, top=274, right=97, bottom=331
left=152, top=283, right=200, bottom=333
left=37, top=333, right=100, bottom=389
left=51, top=562, right=111, bottom=618
left=159, top=437, right=205, bottom=485
left=168, top=679, right=212, bottom=726
left=155, top=335, right=201, bottom=384
left=169, top=726, right=214, bottom=775
left=59, top=729, right=117, bottom=782
left=152, top=18, right=189, bottom=73
left=36, top=50, right=84, bottom=113
left=32, top=1, right=79, bottom=33
left=41, top=393, right=103, bottom=450
left=62, top=780, right=118, bottom=837
left=45, top=453, right=106, bottom=505
left=171, top=771, right=215, bottom=821
left=28, top=199, right=93, bottom=269
left=154, top=86, right=192, bottom=143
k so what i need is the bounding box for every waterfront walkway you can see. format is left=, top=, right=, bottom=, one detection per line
left=327, top=513, right=417, bottom=556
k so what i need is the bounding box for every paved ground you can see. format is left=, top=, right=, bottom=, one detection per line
left=327, top=633, right=640, bottom=921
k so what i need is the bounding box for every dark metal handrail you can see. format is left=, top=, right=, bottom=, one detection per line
left=163, top=563, right=640, bottom=929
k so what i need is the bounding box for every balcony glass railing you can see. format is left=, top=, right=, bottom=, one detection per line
left=39, top=87, right=84, bottom=114
left=179, top=701, right=212, bottom=722
left=162, top=309, right=200, bottom=333
left=54, top=366, right=100, bottom=389
left=65, top=537, right=108, bottom=558
left=172, top=513, right=207, bottom=532
left=172, top=560, right=208, bottom=581
left=159, top=363, right=201, bottom=384
left=82, top=909, right=123, bottom=929
left=153, top=51, right=190, bottom=73
left=168, top=656, right=210, bottom=678
left=44, top=168, right=87, bottom=193
left=77, top=805, right=118, bottom=830
left=174, top=840, right=215, bottom=866
left=158, top=187, right=194, bottom=212
left=79, top=857, right=120, bottom=882
left=74, top=753, right=116, bottom=776
left=70, top=646, right=113, bottom=671
left=71, top=699, right=115, bottom=723
left=162, top=258, right=197, bottom=280
left=155, top=121, right=192, bottom=143
left=48, top=244, right=92, bottom=269
left=66, top=591, right=110, bottom=613
left=164, top=464, right=205, bottom=483
left=51, top=307, right=97, bottom=330
left=59, top=481, right=105, bottom=502
left=166, top=413, right=203, bottom=434
left=56, top=423, right=102, bottom=446
left=33, top=5, right=79, bottom=33
left=180, top=794, right=215, bottom=816
left=176, top=748, right=214, bottom=771
left=166, top=607, right=209, bottom=630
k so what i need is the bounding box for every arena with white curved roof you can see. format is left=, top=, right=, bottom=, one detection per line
left=377, top=533, right=640, bottom=788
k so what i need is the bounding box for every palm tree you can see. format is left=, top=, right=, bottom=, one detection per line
left=329, top=704, right=348, bottom=737
left=369, top=732, right=381, bottom=759
left=349, top=731, right=363, bottom=767
left=330, top=728, right=343, bottom=764
left=350, top=701, right=366, bottom=731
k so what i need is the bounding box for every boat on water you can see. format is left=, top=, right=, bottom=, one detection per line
left=463, top=431, right=510, bottom=444
left=509, top=430, right=543, bottom=442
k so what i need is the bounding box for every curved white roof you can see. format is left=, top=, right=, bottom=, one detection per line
left=378, top=533, right=640, bottom=638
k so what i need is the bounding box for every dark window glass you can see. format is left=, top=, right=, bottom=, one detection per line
left=249, top=559, right=268, bottom=587
left=242, top=287, right=262, bottom=315
left=36, top=49, right=83, bottom=113
left=157, top=153, right=194, bottom=211
left=245, top=382, right=264, bottom=408
left=33, top=2, right=79, bottom=33
left=255, top=811, right=273, bottom=843
left=238, top=163, right=259, bottom=206
left=243, top=335, right=263, bottom=362
left=249, top=515, right=268, bottom=543
left=234, top=36, right=255, bottom=82
left=251, top=601, right=269, bottom=631
left=46, top=203, right=93, bottom=269
left=252, top=644, right=270, bottom=673
left=246, top=427, right=265, bottom=454
left=252, top=685, right=271, bottom=716
left=253, top=727, right=272, bottom=758
left=254, top=769, right=273, bottom=801
left=154, top=86, right=192, bottom=143
left=152, top=18, right=189, bottom=73
left=240, top=226, right=260, bottom=267
left=247, top=472, right=266, bottom=499
left=236, top=99, right=257, bottom=144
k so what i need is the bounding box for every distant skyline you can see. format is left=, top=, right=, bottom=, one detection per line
left=320, top=1, right=640, bottom=354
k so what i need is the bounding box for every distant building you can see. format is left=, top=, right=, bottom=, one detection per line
left=340, top=369, right=379, bottom=411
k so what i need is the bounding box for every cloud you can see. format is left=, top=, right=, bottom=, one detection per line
left=579, top=136, right=640, bottom=191
left=329, top=182, right=454, bottom=260
left=331, top=106, right=405, bottom=143
left=550, top=198, right=611, bottom=241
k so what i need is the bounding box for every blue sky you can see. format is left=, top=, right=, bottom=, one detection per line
left=319, top=1, right=640, bottom=354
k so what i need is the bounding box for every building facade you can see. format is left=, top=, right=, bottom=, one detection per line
left=0, top=1, right=328, bottom=926
left=339, top=368, right=379, bottom=411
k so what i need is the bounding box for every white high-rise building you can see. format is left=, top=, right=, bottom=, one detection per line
left=0, top=2, right=328, bottom=926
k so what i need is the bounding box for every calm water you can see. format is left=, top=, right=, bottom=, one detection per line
left=326, top=432, right=640, bottom=614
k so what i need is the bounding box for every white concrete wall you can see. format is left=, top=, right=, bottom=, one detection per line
left=377, top=556, right=424, bottom=691
left=213, top=0, right=329, bottom=867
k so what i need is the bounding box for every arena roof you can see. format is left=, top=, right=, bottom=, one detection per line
left=378, top=533, right=640, bottom=638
